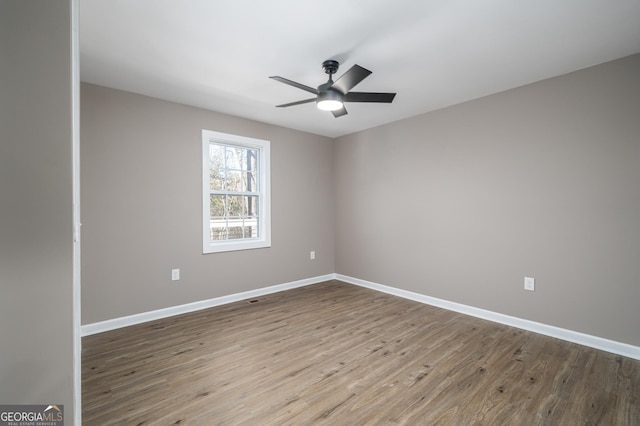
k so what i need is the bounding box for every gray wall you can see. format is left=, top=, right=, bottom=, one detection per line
left=335, top=54, right=640, bottom=346
left=81, top=84, right=335, bottom=324
left=0, top=0, right=77, bottom=419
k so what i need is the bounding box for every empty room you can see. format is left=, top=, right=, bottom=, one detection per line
left=2, top=1, right=639, bottom=425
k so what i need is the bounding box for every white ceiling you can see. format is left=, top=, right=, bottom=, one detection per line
left=80, top=0, right=640, bottom=138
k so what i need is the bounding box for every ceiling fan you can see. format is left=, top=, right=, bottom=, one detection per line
left=269, top=60, right=396, bottom=118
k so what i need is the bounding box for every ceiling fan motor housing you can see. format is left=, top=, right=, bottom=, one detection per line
left=322, top=59, right=340, bottom=76
left=318, top=90, right=342, bottom=101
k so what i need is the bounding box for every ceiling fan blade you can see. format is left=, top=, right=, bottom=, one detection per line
left=331, top=65, right=372, bottom=94
left=331, top=106, right=348, bottom=118
left=269, top=76, right=318, bottom=95
left=343, top=92, right=396, bottom=103
left=275, top=98, right=317, bottom=108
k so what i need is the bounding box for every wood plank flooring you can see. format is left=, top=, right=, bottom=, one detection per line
left=82, top=280, right=640, bottom=425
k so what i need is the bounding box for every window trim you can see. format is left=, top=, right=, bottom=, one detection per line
left=202, top=130, right=271, bottom=254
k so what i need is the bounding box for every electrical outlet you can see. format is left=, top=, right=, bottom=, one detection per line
left=524, top=277, right=535, bottom=291
left=310, top=251, right=316, bottom=260
left=172, top=269, right=180, bottom=281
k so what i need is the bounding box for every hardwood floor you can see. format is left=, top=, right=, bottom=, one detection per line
left=82, top=280, right=640, bottom=425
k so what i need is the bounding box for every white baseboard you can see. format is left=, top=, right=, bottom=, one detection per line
left=82, top=272, right=640, bottom=361
left=336, top=274, right=640, bottom=361
left=81, top=274, right=335, bottom=336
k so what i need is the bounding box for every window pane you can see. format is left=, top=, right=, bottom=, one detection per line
left=237, top=148, right=247, bottom=170
left=209, top=145, right=225, bottom=190
left=210, top=173, right=224, bottom=191
left=227, top=195, right=243, bottom=217
left=227, top=226, right=244, bottom=240
left=224, top=146, right=234, bottom=166
left=226, top=170, right=243, bottom=192
left=226, top=146, right=244, bottom=169
left=243, top=171, right=258, bottom=192
left=247, top=149, right=258, bottom=174
left=210, top=194, right=226, bottom=217
left=244, top=225, right=258, bottom=238
left=244, top=195, right=258, bottom=216
left=210, top=223, right=227, bottom=241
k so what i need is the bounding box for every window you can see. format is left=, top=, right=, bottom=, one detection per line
left=202, top=130, right=270, bottom=253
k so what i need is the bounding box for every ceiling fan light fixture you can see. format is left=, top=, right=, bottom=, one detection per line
left=316, top=90, right=343, bottom=111
left=317, top=99, right=343, bottom=111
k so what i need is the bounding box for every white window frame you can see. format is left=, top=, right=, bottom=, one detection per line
left=202, top=130, right=271, bottom=253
